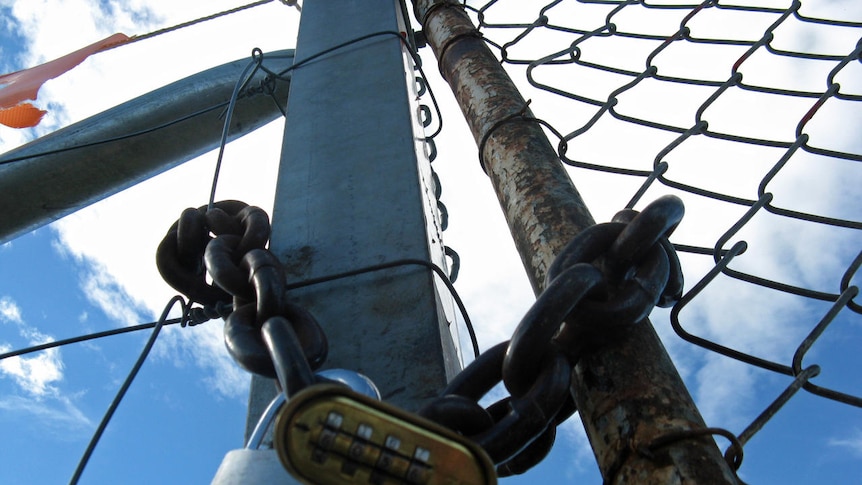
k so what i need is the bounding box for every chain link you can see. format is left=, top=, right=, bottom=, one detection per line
left=156, top=200, right=269, bottom=306
left=157, top=195, right=685, bottom=474
left=419, top=195, right=686, bottom=475
left=156, top=200, right=328, bottom=391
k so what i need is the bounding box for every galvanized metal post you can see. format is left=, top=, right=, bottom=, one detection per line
left=0, top=51, right=294, bottom=244
left=412, top=2, right=738, bottom=483
left=245, top=0, right=460, bottom=444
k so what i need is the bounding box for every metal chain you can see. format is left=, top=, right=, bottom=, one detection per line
left=157, top=196, right=685, bottom=475
left=419, top=195, right=686, bottom=476
left=156, top=200, right=328, bottom=394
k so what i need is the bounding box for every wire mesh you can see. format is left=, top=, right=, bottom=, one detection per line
left=458, top=0, right=860, bottom=479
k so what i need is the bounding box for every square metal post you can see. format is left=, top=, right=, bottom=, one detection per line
left=245, top=0, right=460, bottom=439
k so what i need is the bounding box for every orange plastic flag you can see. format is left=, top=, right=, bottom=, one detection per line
left=0, top=33, right=129, bottom=128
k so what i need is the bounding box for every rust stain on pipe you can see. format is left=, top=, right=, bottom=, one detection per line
left=421, top=3, right=594, bottom=293
left=413, top=1, right=738, bottom=483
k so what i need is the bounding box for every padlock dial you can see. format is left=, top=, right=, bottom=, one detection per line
left=274, top=384, right=497, bottom=485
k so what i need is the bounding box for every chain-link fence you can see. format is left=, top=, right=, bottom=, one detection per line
left=442, top=0, right=861, bottom=481
left=1, top=0, right=858, bottom=482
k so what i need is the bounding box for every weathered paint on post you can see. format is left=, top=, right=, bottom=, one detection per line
left=413, top=1, right=738, bottom=483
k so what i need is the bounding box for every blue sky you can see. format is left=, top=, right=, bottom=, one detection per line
left=1, top=1, right=861, bottom=484
left=0, top=229, right=247, bottom=484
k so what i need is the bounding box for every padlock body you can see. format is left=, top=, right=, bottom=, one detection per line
left=275, top=384, right=497, bottom=485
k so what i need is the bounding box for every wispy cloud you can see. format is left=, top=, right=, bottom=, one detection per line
left=0, top=296, right=65, bottom=396
left=16, top=0, right=294, bottom=401
left=0, top=295, right=91, bottom=430
left=693, top=354, right=759, bottom=431
left=0, top=344, right=63, bottom=397
left=0, top=392, right=92, bottom=431
left=558, top=415, right=601, bottom=479
left=0, top=295, right=23, bottom=323
left=2, top=3, right=856, bottom=484
left=155, top=323, right=250, bottom=399
left=80, top=266, right=148, bottom=327
left=828, top=430, right=862, bottom=457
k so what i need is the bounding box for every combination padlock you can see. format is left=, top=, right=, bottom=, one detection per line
left=274, top=384, right=497, bottom=485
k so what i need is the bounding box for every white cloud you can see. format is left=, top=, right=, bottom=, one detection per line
left=693, top=354, right=758, bottom=431
left=0, top=296, right=89, bottom=431
left=12, top=0, right=297, bottom=399
left=80, top=264, right=148, bottom=327
left=0, top=295, right=23, bottom=323
left=0, top=296, right=92, bottom=432
left=2, top=2, right=859, bottom=482
left=0, top=345, right=63, bottom=396
left=45, top=127, right=281, bottom=398
left=0, top=392, right=92, bottom=431
left=558, top=414, right=600, bottom=478
left=168, top=324, right=250, bottom=398
left=152, top=316, right=251, bottom=399
left=0, top=296, right=65, bottom=396
left=828, top=430, right=862, bottom=457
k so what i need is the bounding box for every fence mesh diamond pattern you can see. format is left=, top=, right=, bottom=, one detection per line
left=455, top=0, right=860, bottom=480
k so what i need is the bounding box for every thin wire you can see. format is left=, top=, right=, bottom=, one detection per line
left=205, top=32, right=446, bottom=210
left=0, top=51, right=296, bottom=168
left=209, top=33, right=406, bottom=211
left=0, top=52, right=286, bottom=225
left=0, top=72, right=280, bottom=166
left=271, top=30, right=445, bottom=139
left=0, top=302, right=225, bottom=361
left=100, top=0, right=285, bottom=52
left=68, top=296, right=189, bottom=485
left=0, top=319, right=182, bottom=361
left=284, top=258, right=481, bottom=360
left=207, top=52, right=266, bottom=210
left=0, top=103, right=225, bottom=167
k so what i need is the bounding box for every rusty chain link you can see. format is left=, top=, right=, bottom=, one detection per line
left=420, top=195, right=686, bottom=475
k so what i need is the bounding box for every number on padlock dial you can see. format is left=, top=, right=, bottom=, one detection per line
left=274, top=384, right=497, bottom=485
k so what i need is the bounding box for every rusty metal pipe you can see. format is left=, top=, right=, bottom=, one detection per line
left=416, top=3, right=594, bottom=294
left=413, top=1, right=737, bottom=483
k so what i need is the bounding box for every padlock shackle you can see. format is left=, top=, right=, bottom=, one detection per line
left=262, top=316, right=317, bottom=396
left=246, top=393, right=287, bottom=450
